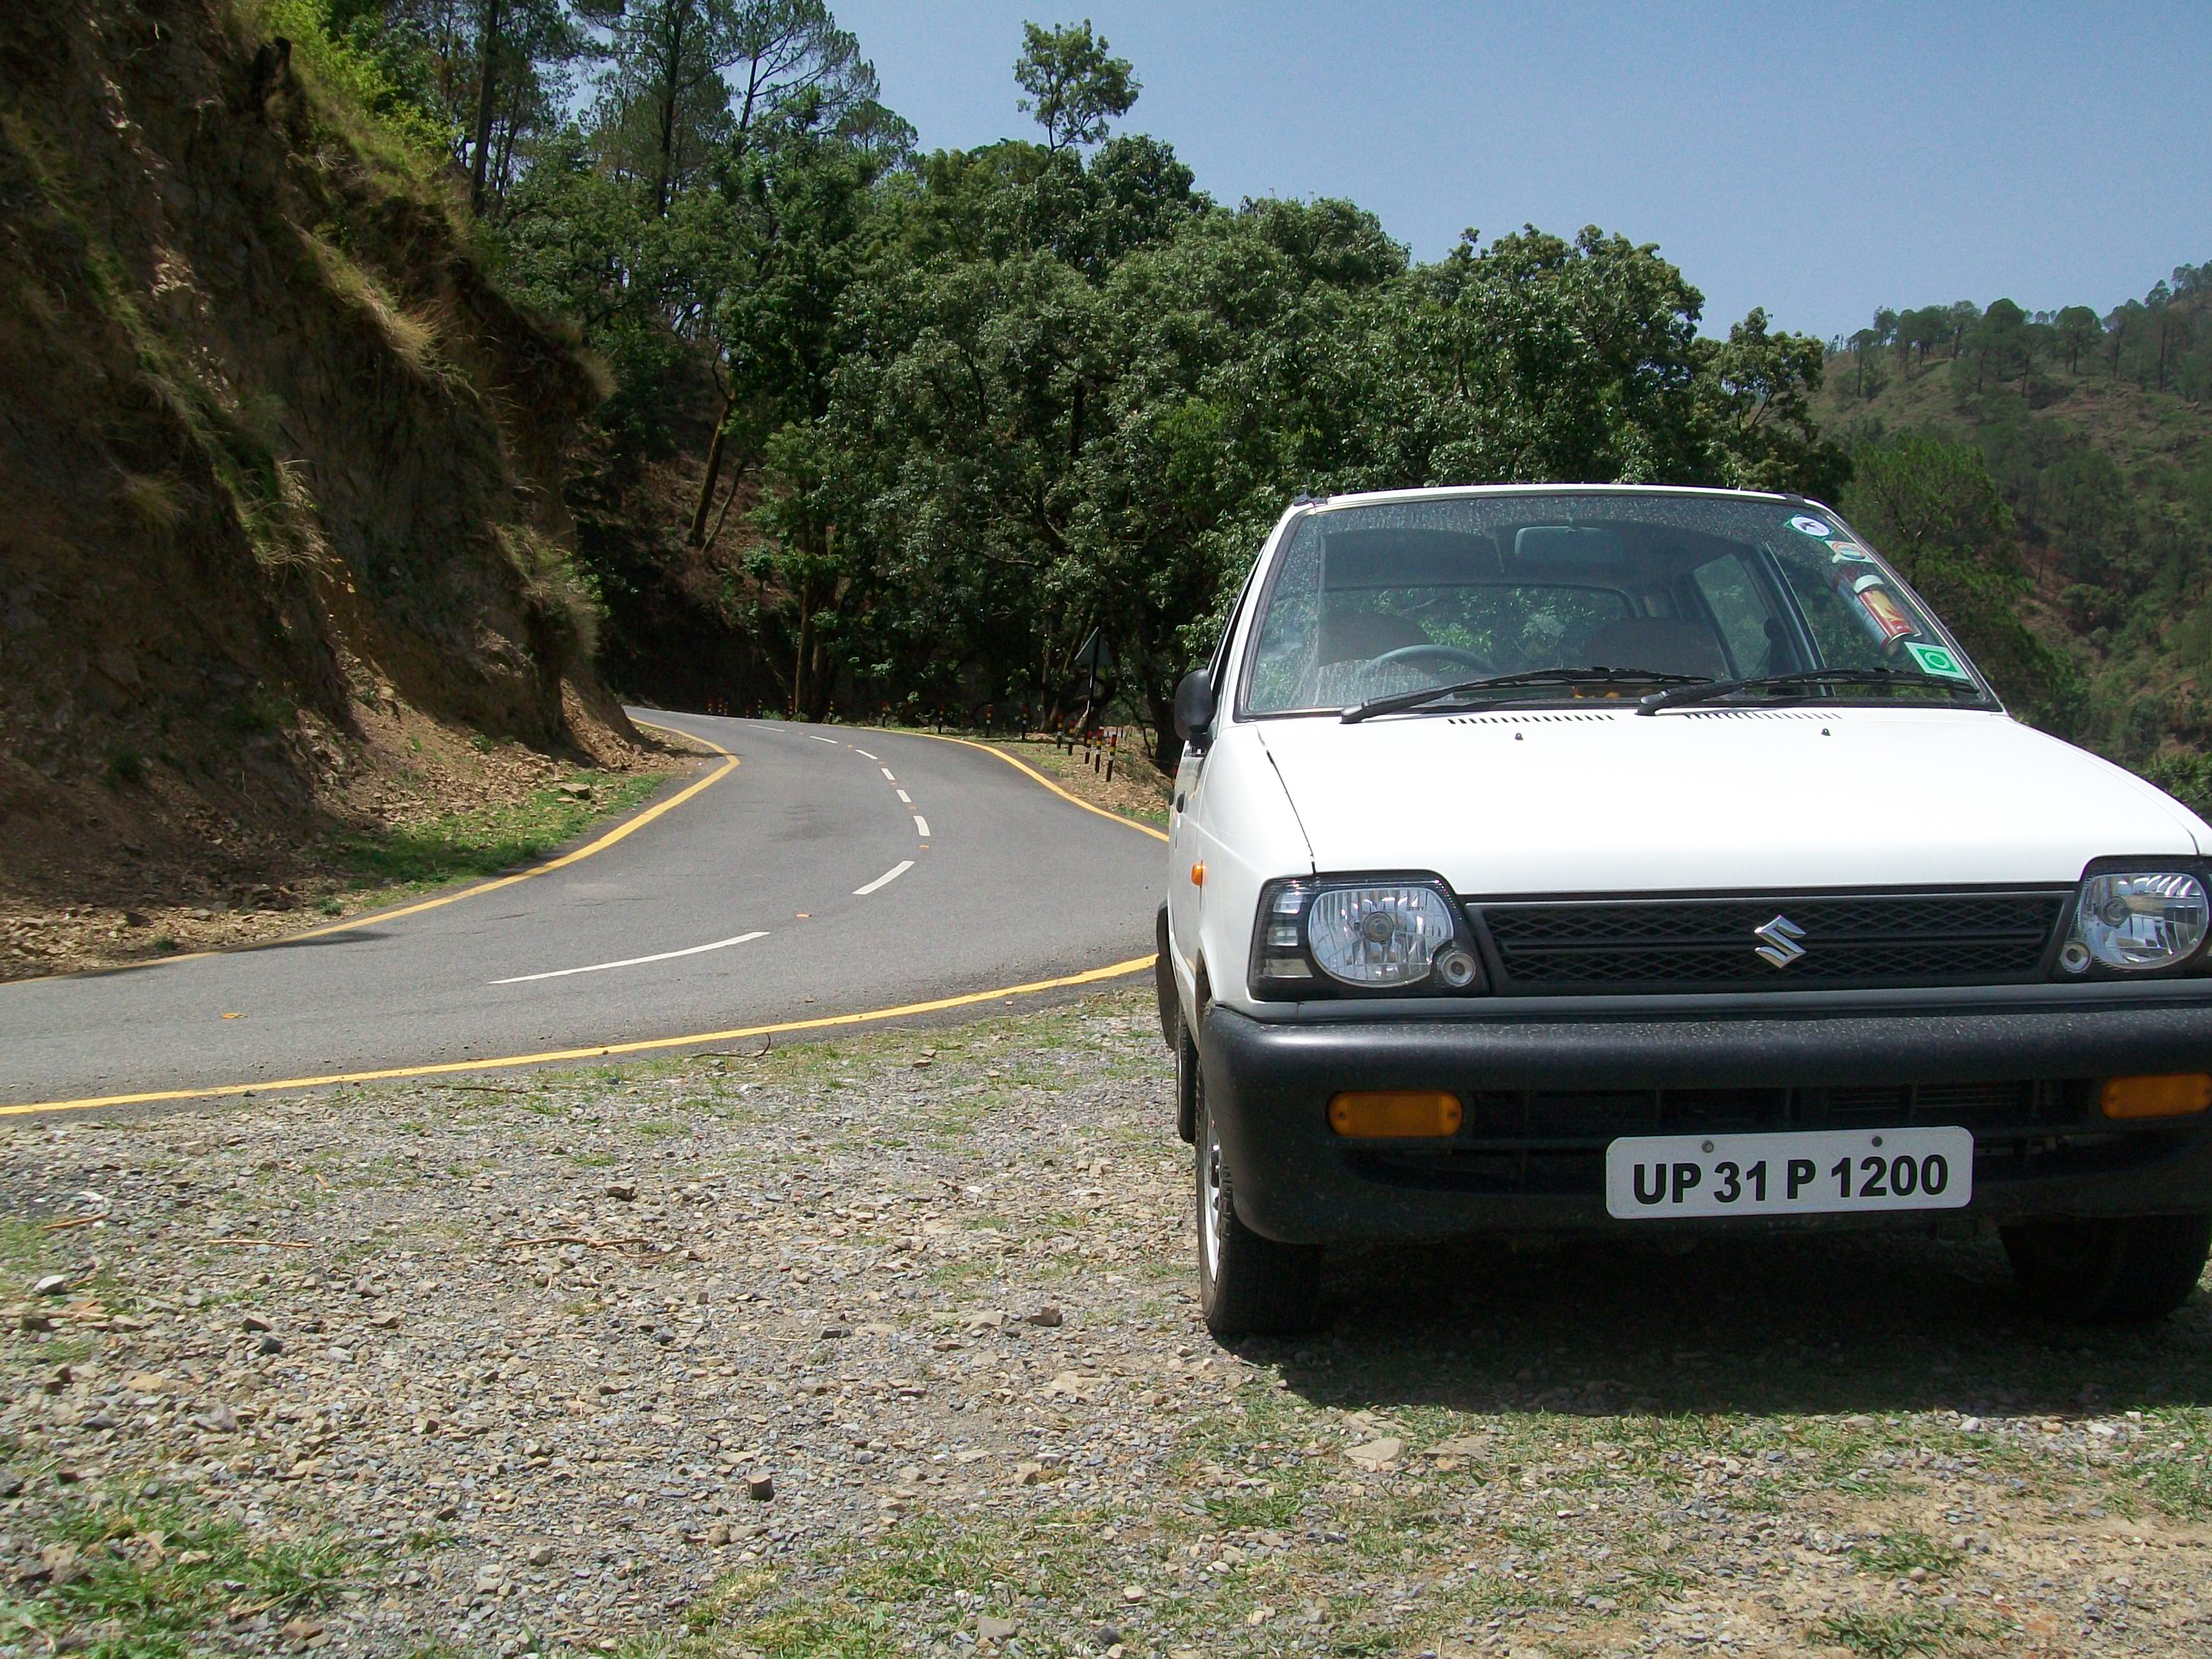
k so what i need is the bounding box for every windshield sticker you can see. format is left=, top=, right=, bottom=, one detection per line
left=1852, top=579, right=1920, bottom=643
left=1906, top=641, right=1974, bottom=682
left=1788, top=514, right=1833, bottom=537
left=1827, top=542, right=1875, bottom=563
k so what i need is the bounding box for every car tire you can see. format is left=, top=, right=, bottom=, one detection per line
left=2000, top=1214, right=2212, bottom=1323
left=1195, top=1065, right=1319, bottom=1337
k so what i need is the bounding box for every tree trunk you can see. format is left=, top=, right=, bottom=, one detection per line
left=1146, top=679, right=1179, bottom=775
left=468, top=0, right=502, bottom=214
left=652, top=3, right=688, bottom=215
left=791, top=572, right=809, bottom=717
left=687, top=394, right=735, bottom=545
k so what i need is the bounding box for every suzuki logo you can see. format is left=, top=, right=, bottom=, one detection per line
left=1753, top=914, right=1807, bottom=968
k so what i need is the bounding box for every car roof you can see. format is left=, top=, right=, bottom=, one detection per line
left=1293, top=482, right=1802, bottom=514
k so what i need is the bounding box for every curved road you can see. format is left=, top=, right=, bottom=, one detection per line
left=0, top=714, right=1166, bottom=1113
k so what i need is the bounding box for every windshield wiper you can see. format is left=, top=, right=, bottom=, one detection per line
left=1636, top=666, right=1982, bottom=715
left=1341, top=666, right=1709, bottom=724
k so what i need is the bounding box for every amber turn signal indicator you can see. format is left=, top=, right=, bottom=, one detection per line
left=2101, top=1074, right=2212, bottom=1119
left=1189, top=861, right=1205, bottom=886
left=1328, top=1090, right=1463, bottom=1138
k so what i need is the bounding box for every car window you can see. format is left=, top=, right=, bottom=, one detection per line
left=1238, top=494, right=1988, bottom=715
left=1689, top=553, right=1777, bottom=677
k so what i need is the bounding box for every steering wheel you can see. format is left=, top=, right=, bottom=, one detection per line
left=1371, top=643, right=1493, bottom=675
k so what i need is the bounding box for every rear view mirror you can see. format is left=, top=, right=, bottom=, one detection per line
left=1174, top=669, right=1217, bottom=747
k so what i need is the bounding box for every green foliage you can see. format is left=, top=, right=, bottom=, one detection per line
left=1841, top=430, right=2085, bottom=731
left=248, top=0, right=456, bottom=168
left=1014, top=20, right=1139, bottom=153
left=1825, top=265, right=2212, bottom=777
left=452, top=9, right=1855, bottom=760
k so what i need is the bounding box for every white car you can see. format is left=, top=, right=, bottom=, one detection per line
left=1156, top=484, right=2212, bottom=1336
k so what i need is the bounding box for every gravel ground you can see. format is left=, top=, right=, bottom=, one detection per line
left=7, top=991, right=2212, bottom=1658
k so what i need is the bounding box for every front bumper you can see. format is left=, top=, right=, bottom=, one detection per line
left=1201, top=990, right=2212, bottom=1244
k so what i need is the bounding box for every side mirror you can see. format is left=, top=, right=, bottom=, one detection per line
left=1174, top=668, right=1216, bottom=747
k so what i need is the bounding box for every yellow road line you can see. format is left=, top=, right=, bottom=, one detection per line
left=0, top=954, right=1155, bottom=1116
left=6, top=722, right=739, bottom=982
left=878, top=728, right=1168, bottom=843
left=279, top=720, right=737, bottom=940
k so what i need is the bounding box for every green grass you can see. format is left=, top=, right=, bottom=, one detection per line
left=2137, top=1411, right=2212, bottom=1518
left=335, top=770, right=668, bottom=892
left=1853, top=1530, right=1964, bottom=1578
left=3, top=1491, right=350, bottom=1656
left=1814, top=1607, right=1984, bottom=1658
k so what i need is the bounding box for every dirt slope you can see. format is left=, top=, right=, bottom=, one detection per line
left=0, top=0, right=649, bottom=935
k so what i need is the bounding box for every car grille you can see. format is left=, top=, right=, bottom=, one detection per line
left=1455, top=1079, right=2082, bottom=1142
left=1472, top=890, right=2068, bottom=993
left=1349, top=1079, right=2157, bottom=1198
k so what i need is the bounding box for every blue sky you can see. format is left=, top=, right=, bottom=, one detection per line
left=832, top=1, right=2212, bottom=343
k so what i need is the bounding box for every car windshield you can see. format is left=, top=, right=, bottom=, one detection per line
left=1240, top=491, right=1992, bottom=716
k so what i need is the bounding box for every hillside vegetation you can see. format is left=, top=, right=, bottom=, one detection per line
left=0, top=0, right=650, bottom=932
left=1820, top=273, right=2212, bottom=800
left=459, top=15, right=1848, bottom=771
left=10, top=0, right=2211, bottom=875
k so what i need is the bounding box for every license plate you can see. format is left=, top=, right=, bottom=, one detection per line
left=1604, top=1126, right=1973, bottom=1219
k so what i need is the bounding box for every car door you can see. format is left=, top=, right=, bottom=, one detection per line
left=1168, top=563, right=1261, bottom=1007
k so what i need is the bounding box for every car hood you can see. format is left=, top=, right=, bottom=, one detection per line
left=1254, top=707, right=2208, bottom=893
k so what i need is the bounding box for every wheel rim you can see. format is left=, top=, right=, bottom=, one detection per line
left=1200, top=1121, right=1226, bottom=1284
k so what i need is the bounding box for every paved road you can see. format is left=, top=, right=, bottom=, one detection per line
left=0, top=714, right=1165, bottom=1110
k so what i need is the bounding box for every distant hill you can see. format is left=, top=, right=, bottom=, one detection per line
left=1814, top=273, right=2212, bottom=804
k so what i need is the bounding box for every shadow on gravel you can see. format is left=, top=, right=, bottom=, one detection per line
left=1253, top=1232, right=2212, bottom=1420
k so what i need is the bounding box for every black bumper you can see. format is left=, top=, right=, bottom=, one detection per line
left=1200, top=994, right=2212, bottom=1244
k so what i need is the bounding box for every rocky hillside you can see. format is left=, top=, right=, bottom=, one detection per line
left=0, top=0, right=649, bottom=933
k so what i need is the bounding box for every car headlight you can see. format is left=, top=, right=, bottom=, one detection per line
left=2063, top=871, right=2210, bottom=972
left=1250, top=876, right=1482, bottom=998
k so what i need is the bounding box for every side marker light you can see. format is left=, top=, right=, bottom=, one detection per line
left=2101, top=1074, right=2212, bottom=1119
left=1328, top=1091, right=1463, bottom=1138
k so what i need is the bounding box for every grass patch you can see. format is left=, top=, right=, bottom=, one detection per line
left=1853, top=1530, right=1964, bottom=1579
left=2137, top=1412, right=2212, bottom=1519
left=1814, top=1607, right=1981, bottom=1658
left=5, top=1490, right=350, bottom=1656
left=336, top=770, right=668, bottom=892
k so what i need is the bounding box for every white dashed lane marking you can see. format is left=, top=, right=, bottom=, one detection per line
left=912, top=815, right=931, bottom=839
left=896, top=789, right=911, bottom=803
left=491, top=931, right=769, bottom=984
left=854, top=859, right=915, bottom=896
left=880, top=768, right=896, bottom=782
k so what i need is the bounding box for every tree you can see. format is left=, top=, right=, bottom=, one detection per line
left=2055, top=304, right=2102, bottom=375
left=684, top=101, right=897, bottom=545
left=599, top=0, right=882, bottom=214
left=1842, top=431, right=2081, bottom=730
left=1697, top=308, right=1848, bottom=500
left=1848, top=327, right=1879, bottom=397
left=361, top=0, right=588, bottom=208
left=1014, top=19, right=1137, bottom=153
left=1946, top=300, right=1981, bottom=357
